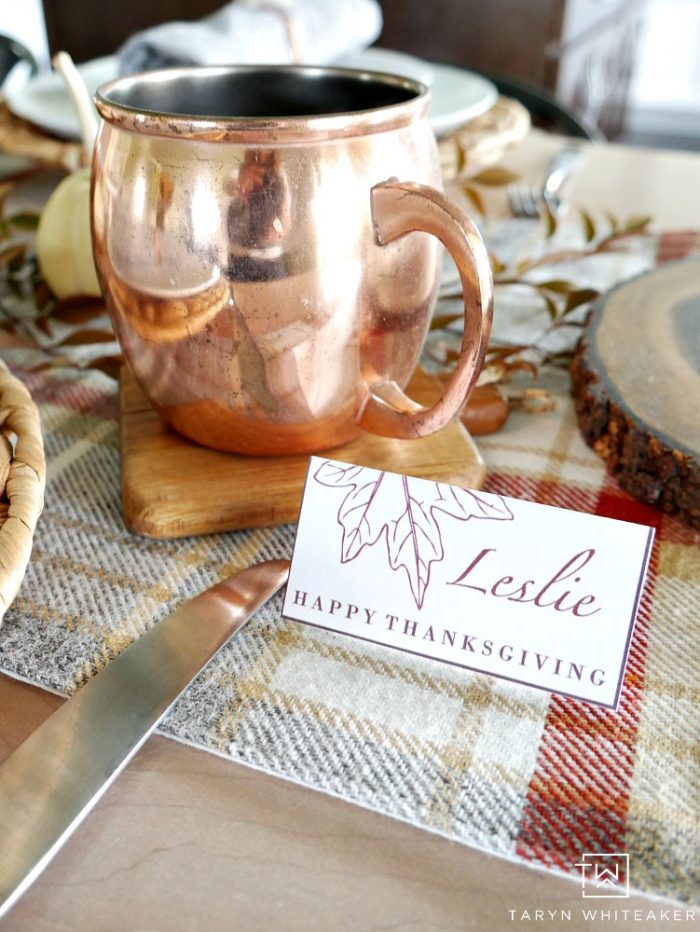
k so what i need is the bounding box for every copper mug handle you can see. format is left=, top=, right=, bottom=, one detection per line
left=359, top=179, right=494, bottom=440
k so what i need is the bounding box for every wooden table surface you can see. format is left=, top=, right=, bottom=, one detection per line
left=2, top=129, right=699, bottom=931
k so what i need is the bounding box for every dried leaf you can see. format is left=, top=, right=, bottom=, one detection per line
left=27, top=361, right=58, bottom=373
left=543, top=201, right=558, bottom=239
left=56, top=329, right=117, bottom=347
left=580, top=209, right=596, bottom=243
left=455, top=142, right=467, bottom=176
left=8, top=213, right=40, bottom=232
left=623, top=215, right=652, bottom=233
left=489, top=253, right=506, bottom=275
left=52, top=297, right=108, bottom=325
left=430, top=312, right=462, bottom=331
left=462, top=184, right=486, bottom=215
left=485, top=343, right=530, bottom=362
left=543, top=295, right=559, bottom=320
left=537, top=279, right=575, bottom=294
left=470, top=167, right=519, bottom=187
left=88, top=355, right=122, bottom=379
left=564, top=288, right=599, bottom=312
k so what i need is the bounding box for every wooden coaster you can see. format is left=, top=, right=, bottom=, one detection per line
left=120, top=367, right=485, bottom=539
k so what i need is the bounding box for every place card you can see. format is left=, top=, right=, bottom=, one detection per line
left=282, top=458, right=655, bottom=709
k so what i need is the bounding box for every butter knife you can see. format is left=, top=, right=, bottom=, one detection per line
left=0, top=558, right=290, bottom=919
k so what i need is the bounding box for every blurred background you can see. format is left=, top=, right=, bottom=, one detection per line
left=2, top=0, right=699, bottom=150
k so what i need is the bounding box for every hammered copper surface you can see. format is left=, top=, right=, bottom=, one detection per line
left=92, top=67, right=492, bottom=455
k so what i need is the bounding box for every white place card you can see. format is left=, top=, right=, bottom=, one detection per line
left=282, top=458, right=655, bottom=709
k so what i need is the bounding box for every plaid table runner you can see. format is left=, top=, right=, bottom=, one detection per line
left=0, top=227, right=698, bottom=906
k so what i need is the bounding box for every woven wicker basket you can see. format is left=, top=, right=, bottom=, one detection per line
left=0, top=360, right=45, bottom=622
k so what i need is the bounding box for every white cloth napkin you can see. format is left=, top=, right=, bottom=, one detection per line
left=118, top=0, right=383, bottom=74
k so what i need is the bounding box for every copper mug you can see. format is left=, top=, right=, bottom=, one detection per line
left=92, top=66, right=493, bottom=455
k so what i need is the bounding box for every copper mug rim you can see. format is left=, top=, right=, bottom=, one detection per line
left=94, top=64, right=431, bottom=143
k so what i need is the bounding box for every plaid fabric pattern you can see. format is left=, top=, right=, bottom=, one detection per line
left=0, top=230, right=698, bottom=905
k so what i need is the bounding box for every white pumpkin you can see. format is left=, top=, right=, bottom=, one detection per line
left=36, top=167, right=101, bottom=299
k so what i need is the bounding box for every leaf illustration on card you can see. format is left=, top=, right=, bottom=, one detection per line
left=314, top=460, right=389, bottom=560
left=431, top=484, right=514, bottom=523
left=315, top=462, right=515, bottom=609
left=386, top=475, right=443, bottom=608
left=314, top=460, right=364, bottom=488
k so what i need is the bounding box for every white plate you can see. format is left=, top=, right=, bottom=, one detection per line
left=7, top=49, right=497, bottom=140
left=7, top=56, right=114, bottom=139
left=337, top=51, right=498, bottom=136
left=427, top=62, right=498, bottom=136
left=335, top=47, right=435, bottom=87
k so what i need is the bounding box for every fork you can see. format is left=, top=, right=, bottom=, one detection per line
left=507, top=146, right=583, bottom=218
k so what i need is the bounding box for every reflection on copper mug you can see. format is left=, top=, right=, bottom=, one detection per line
left=92, top=66, right=493, bottom=455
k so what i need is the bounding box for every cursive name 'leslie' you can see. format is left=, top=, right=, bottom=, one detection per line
left=448, top=547, right=601, bottom=617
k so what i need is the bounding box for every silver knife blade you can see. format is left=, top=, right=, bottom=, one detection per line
left=0, top=557, right=290, bottom=919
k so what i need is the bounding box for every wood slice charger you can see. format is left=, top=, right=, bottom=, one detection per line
left=572, top=258, right=700, bottom=528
